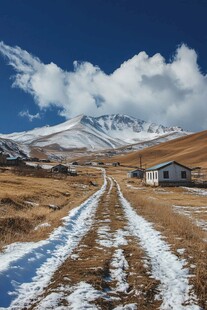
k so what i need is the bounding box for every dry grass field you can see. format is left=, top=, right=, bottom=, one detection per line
left=0, top=166, right=102, bottom=251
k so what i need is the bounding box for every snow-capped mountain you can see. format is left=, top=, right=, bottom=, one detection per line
left=0, top=137, right=29, bottom=157
left=0, top=114, right=188, bottom=154
left=81, top=114, right=184, bottom=144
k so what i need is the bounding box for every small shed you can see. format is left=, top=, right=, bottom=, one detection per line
left=127, top=168, right=144, bottom=179
left=6, top=156, right=23, bottom=166
left=145, top=161, right=192, bottom=186
left=51, top=164, right=68, bottom=174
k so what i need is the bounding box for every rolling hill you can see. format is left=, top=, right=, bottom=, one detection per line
left=115, top=130, right=207, bottom=168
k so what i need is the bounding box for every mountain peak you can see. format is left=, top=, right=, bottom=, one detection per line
left=0, top=114, right=188, bottom=154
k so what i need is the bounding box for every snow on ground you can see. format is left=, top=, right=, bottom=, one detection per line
left=183, top=187, right=207, bottom=196
left=173, top=205, right=207, bottom=232
left=110, top=249, right=129, bottom=293
left=35, top=282, right=106, bottom=310
left=34, top=222, right=51, bottom=231
left=126, top=184, right=145, bottom=190
left=0, top=173, right=107, bottom=309
left=113, top=304, right=137, bottom=310
left=66, top=282, right=103, bottom=310
left=35, top=190, right=132, bottom=309
left=153, top=188, right=172, bottom=194
left=96, top=227, right=129, bottom=249
left=24, top=200, right=39, bottom=206
left=115, top=179, right=201, bottom=310
left=26, top=162, right=54, bottom=169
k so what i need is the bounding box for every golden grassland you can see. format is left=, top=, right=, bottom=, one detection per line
left=0, top=167, right=102, bottom=250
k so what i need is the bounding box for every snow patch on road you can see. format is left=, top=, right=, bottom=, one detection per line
left=113, top=304, right=137, bottom=310
left=97, top=227, right=129, bottom=248
left=35, top=292, right=64, bottom=310
left=110, top=249, right=129, bottom=293
left=66, top=282, right=102, bottom=309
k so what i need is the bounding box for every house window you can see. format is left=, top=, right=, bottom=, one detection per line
left=163, top=171, right=169, bottom=179
left=181, top=171, right=187, bottom=179
left=155, top=172, right=158, bottom=179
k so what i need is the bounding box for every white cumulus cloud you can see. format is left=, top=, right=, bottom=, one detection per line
left=0, top=41, right=206, bottom=131
left=19, top=110, right=40, bottom=122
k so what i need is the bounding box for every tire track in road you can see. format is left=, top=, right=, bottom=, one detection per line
left=2, top=172, right=199, bottom=309
left=34, top=177, right=160, bottom=310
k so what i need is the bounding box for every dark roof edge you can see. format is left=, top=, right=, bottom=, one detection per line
left=147, top=161, right=192, bottom=171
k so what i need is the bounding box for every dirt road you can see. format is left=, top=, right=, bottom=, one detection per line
left=0, top=173, right=201, bottom=309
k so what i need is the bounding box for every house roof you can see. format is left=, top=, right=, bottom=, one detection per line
left=146, top=161, right=191, bottom=171
left=7, top=156, right=20, bottom=160
left=129, top=169, right=144, bottom=173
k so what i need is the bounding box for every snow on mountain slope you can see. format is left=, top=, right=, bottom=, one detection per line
left=1, top=115, right=84, bottom=144
left=0, top=114, right=188, bottom=152
left=0, top=137, right=29, bottom=157
left=81, top=114, right=184, bottom=144
left=30, top=122, right=124, bottom=150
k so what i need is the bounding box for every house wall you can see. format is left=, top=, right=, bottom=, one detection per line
left=158, top=164, right=191, bottom=183
left=145, top=163, right=191, bottom=186
left=145, top=170, right=159, bottom=186
left=127, top=170, right=144, bottom=178
left=6, top=159, right=20, bottom=166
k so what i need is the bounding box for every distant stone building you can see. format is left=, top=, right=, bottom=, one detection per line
left=145, top=161, right=192, bottom=186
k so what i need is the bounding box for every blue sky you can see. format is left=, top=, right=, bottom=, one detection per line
left=0, top=0, right=207, bottom=133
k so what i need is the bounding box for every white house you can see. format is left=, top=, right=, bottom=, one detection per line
left=145, top=161, right=192, bottom=186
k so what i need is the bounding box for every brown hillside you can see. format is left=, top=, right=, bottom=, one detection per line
left=115, top=130, right=207, bottom=168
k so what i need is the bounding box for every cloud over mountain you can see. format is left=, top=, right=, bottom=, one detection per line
left=0, top=41, right=206, bottom=131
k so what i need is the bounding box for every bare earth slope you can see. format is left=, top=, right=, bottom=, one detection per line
left=115, top=130, right=207, bottom=168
